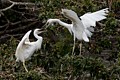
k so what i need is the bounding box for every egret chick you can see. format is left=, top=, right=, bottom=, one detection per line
left=44, top=8, right=109, bottom=55
left=15, top=29, right=44, bottom=72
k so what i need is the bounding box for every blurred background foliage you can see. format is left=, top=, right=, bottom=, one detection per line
left=0, top=0, right=120, bottom=79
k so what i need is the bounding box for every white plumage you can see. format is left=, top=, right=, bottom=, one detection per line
left=44, top=8, right=109, bottom=55
left=15, top=29, right=43, bottom=72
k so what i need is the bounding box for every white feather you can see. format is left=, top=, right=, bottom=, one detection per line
left=44, top=8, right=108, bottom=54
left=45, top=8, right=109, bottom=42
left=80, top=8, right=109, bottom=28
left=15, top=29, right=43, bottom=62
left=82, top=32, right=89, bottom=42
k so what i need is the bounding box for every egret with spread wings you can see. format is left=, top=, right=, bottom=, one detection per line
left=15, top=29, right=43, bottom=72
left=44, top=8, right=109, bottom=55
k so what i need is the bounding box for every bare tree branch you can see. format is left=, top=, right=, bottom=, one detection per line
left=10, top=9, right=38, bottom=17
left=0, top=0, right=35, bottom=12
left=0, top=3, right=14, bottom=12
left=0, top=21, right=39, bottom=36
left=9, top=0, right=35, bottom=5
left=0, top=33, right=23, bottom=43
left=11, top=18, right=38, bottom=25
left=0, top=19, right=38, bottom=29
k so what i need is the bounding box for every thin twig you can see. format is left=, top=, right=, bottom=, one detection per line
left=9, top=0, right=35, bottom=5
left=10, top=9, right=38, bottom=17
left=0, top=0, right=35, bottom=12
left=10, top=18, right=38, bottom=25
left=0, top=33, right=23, bottom=43
left=0, top=21, right=38, bottom=36
left=0, top=3, right=14, bottom=12
left=0, top=19, right=38, bottom=29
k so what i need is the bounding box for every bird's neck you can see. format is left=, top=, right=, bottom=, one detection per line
left=34, top=32, right=42, bottom=40
left=71, top=16, right=81, bottom=23
left=53, top=19, right=71, bottom=28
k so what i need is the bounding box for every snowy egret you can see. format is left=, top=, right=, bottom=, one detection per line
left=15, top=29, right=44, bottom=72
left=44, top=8, right=109, bottom=55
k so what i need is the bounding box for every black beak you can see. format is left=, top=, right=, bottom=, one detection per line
left=40, top=23, right=48, bottom=31
left=42, top=22, right=50, bottom=29
left=38, top=29, right=47, bottom=34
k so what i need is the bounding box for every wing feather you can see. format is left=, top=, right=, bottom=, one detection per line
left=80, top=8, right=109, bottom=28
left=16, top=30, right=32, bottom=50
left=82, top=32, right=89, bottom=42
left=80, top=8, right=108, bottom=39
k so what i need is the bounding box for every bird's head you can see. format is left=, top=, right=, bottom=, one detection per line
left=34, top=28, right=45, bottom=34
left=61, top=9, right=78, bottom=21
left=43, top=19, right=60, bottom=29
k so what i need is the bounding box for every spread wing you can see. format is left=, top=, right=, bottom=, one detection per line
left=16, top=30, right=32, bottom=51
left=80, top=8, right=109, bottom=28
left=80, top=8, right=109, bottom=38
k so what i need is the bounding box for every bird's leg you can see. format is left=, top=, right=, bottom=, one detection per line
left=72, top=41, right=75, bottom=55
left=79, top=42, right=82, bottom=56
left=23, top=61, right=28, bottom=72
left=72, top=36, right=76, bottom=55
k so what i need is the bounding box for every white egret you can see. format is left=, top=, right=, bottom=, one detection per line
left=44, top=8, right=109, bottom=55
left=15, top=29, right=44, bottom=72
